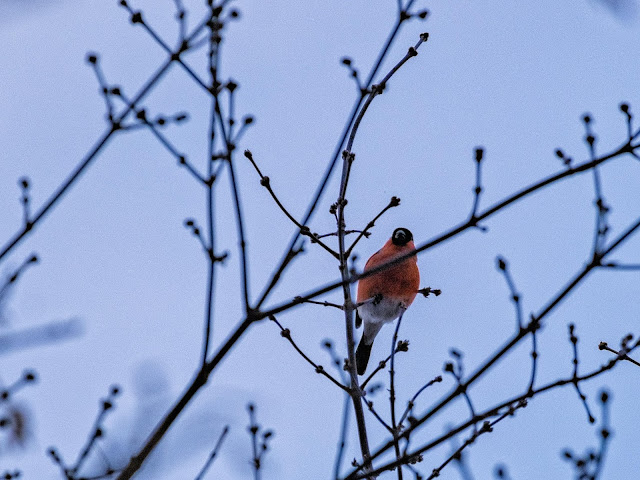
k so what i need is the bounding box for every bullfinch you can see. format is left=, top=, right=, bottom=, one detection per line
left=355, top=227, right=420, bottom=375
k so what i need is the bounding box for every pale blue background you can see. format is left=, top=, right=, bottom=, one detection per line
left=1, top=1, right=639, bottom=478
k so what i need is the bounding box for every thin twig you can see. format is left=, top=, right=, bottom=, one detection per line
left=345, top=213, right=640, bottom=477
left=389, top=314, right=406, bottom=480
left=568, top=324, right=595, bottom=423
left=496, top=256, right=523, bottom=330
left=582, top=114, right=610, bottom=258
left=360, top=341, right=409, bottom=390
left=346, top=196, right=401, bottom=256
left=599, top=340, right=640, bottom=367
left=426, top=403, right=525, bottom=480
left=0, top=254, right=39, bottom=300
left=226, top=145, right=251, bottom=313
left=259, top=141, right=640, bottom=321
left=117, top=92, right=206, bottom=184
left=318, top=229, right=367, bottom=240
left=561, top=390, right=612, bottom=479
left=244, top=150, right=338, bottom=258
left=350, top=336, right=637, bottom=479
left=444, top=350, right=478, bottom=434
left=334, top=392, right=352, bottom=480
left=0, top=11, right=216, bottom=262
left=201, top=3, right=220, bottom=366
left=469, top=147, right=486, bottom=230
left=344, top=33, right=429, bottom=154
left=270, top=316, right=348, bottom=392
left=293, top=296, right=344, bottom=310
left=0, top=370, right=37, bottom=403
left=601, top=262, right=640, bottom=270
left=527, top=315, right=539, bottom=394
left=245, top=404, right=273, bottom=480
left=254, top=2, right=421, bottom=309
left=247, top=404, right=261, bottom=480
left=72, top=387, right=121, bottom=476
left=194, top=426, right=229, bottom=480
left=397, top=375, right=443, bottom=427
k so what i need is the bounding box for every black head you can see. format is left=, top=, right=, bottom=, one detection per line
left=391, top=228, right=413, bottom=246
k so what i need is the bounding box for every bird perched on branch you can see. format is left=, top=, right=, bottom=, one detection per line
left=355, top=227, right=420, bottom=375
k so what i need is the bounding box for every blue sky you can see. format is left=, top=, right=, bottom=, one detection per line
left=1, top=1, right=640, bottom=479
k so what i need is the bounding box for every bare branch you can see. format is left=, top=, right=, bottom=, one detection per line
left=350, top=335, right=636, bottom=479
left=260, top=142, right=640, bottom=322
left=561, top=390, right=612, bottom=479
left=468, top=147, right=487, bottom=230
left=346, top=196, right=401, bottom=256
left=244, top=150, right=338, bottom=258
left=345, top=213, right=640, bottom=477
left=255, top=4, right=427, bottom=310
left=389, top=314, right=406, bottom=480
left=293, top=296, right=344, bottom=310
left=360, top=340, right=409, bottom=391
left=1, top=370, right=37, bottom=403
left=495, top=256, right=523, bottom=330
left=568, top=324, right=595, bottom=423
left=270, top=316, right=349, bottom=393
left=444, top=350, right=478, bottom=434
left=397, top=375, right=443, bottom=427
left=0, top=10, right=216, bottom=263
left=599, top=338, right=640, bottom=367
left=246, top=403, right=274, bottom=480
left=194, top=426, right=229, bottom=480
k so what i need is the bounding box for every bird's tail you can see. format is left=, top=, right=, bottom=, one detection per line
left=356, top=340, right=373, bottom=375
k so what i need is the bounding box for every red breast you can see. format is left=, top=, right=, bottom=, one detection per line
left=357, top=238, right=419, bottom=307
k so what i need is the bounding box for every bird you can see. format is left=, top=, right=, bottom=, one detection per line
left=355, top=227, right=420, bottom=375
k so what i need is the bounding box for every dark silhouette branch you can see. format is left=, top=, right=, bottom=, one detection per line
left=333, top=28, right=430, bottom=477
left=397, top=375, right=443, bottom=427
left=1, top=370, right=37, bottom=403
left=346, top=212, right=640, bottom=478
left=260, top=141, right=640, bottom=321
left=254, top=0, right=424, bottom=310
left=334, top=390, right=352, bottom=480
left=48, top=386, right=121, bottom=480
left=389, top=314, right=406, bottom=480
left=599, top=338, right=640, bottom=367
left=0, top=10, right=216, bottom=263
left=444, top=350, right=478, bottom=434
left=601, top=262, right=640, bottom=270
left=568, top=324, right=595, bottom=423
left=349, top=335, right=636, bottom=479
left=0, top=254, right=39, bottom=302
left=426, top=402, right=526, bottom=480
left=561, top=390, right=612, bottom=479
left=246, top=403, right=273, bottom=480
left=360, top=341, right=409, bottom=391
left=293, top=297, right=344, bottom=310
left=468, top=147, right=487, bottom=230
left=344, top=33, right=429, bottom=154
left=270, top=316, right=348, bottom=392
left=496, top=256, right=523, bottom=330
left=244, top=150, right=338, bottom=258
left=346, top=196, right=401, bottom=256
